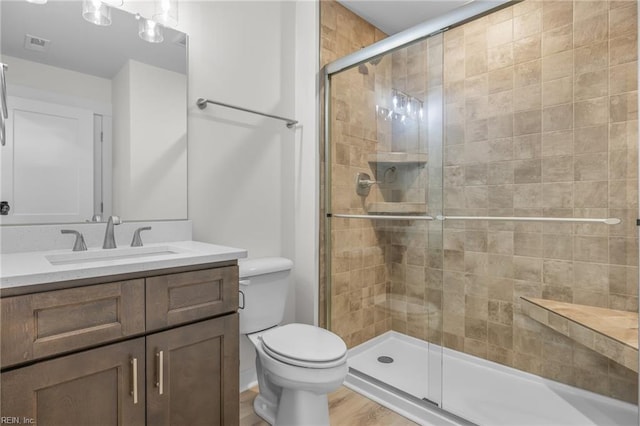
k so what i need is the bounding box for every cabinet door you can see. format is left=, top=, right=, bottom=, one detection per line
left=146, top=266, right=238, bottom=330
left=1, top=338, right=145, bottom=426
left=1, top=279, right=145, bottom=368
left=146, top=314, right=239, bottom=426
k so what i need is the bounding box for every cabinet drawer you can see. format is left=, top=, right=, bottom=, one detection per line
left=146, top=266, right=238, bottom=330
left=1, top=279, right=145, bottom=368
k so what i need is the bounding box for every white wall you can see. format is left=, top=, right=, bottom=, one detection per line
left=293, top=1, right=320, bottom=327
left=112, top=59, right=187, bottom=220
left=123, top=0, right=320, bottom=392
left=1, top=55, right=111, bottom=104
left=112, top=61, right=132, bottom=221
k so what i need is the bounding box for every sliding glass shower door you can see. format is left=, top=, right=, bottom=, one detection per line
left=325, top=33, right=445, bottom=407
left=438, top=3, right=639, bottom=423
left=325, top=1, right=638, bottom=424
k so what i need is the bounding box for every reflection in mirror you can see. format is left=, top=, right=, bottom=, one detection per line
left=0, top=1, right=188, bottom=225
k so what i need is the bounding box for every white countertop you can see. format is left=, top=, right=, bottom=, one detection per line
left=1, top=240, right=247, bottom=293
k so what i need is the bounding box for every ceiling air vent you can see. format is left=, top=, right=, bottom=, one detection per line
left=24, top=34, right=51, bottom=52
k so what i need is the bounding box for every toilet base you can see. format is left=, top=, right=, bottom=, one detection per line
left=276, top=388, right=330, bottom=426
left=253, top=393, right=277, bottom=425
left=254, top=388, right=330, bottom=426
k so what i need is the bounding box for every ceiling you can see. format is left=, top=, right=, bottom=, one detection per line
left=337, top=0, right=470, bottom=35
left=1, top=1, right=186, bottom=79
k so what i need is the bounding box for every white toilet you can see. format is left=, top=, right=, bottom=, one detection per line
left=239, top=257, right=348, bottom=426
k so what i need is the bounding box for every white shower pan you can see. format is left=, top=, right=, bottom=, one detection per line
left=346, top=331, right=637, bottom=426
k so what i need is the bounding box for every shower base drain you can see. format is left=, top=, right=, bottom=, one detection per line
left=377, top=355, right=394, bottom=364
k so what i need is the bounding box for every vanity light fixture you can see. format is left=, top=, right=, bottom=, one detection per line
left=138, top=15, right=164, bottom=43
left=153, top=0, right=178, bottom=27
left=82, top=0, right=112, bottom=26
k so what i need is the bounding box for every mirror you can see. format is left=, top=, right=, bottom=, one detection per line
left=0, top=1, right=188, bottom=225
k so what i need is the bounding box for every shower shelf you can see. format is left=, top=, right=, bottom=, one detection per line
left=521, top=297, right=638, bottom=372
left=366, top=202, right=427, bottom=215
left=367, top=152, right=428, bottom=165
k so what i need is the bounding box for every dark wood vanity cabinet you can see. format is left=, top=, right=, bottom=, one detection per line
left=0, top=264, right=239, bottom=426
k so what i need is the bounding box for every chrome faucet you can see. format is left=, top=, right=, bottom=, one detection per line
left=131, top=226, right=151, bottom=247
left=61, top=230, right=87, bottom=251
left=102, top=215, right=121, bottom=249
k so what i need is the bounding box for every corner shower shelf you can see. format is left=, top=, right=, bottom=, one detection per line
left=366, top=202, right=427, bottom=215
left=521, top=297, right=638, bottom=372
left=367, top=152, right=428, bottom=165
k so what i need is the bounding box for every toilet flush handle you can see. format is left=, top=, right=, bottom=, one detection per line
left=239, top=279, right=249, bottom=309
left=238, top=290, right=246, bottom=309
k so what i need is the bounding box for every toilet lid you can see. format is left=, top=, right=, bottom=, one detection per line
left=261, top=324, right=347, bottom=367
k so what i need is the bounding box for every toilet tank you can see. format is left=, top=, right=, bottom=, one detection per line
left=238, top=257, right=293, bottom=334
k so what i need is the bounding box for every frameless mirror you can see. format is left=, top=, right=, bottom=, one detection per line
left=0, top=0, right=188, bottom=225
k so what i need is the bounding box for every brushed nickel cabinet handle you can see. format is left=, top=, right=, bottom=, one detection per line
left=131, top=357, right=138, bottom=404
left=156, top=350, right=164, bottom=395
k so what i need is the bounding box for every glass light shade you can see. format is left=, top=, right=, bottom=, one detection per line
left=139, top=18, right=164, bottom=43
left=82, top=0, right=111, bottom=26
left=153, top=0, right=178, bottom=27
left=25, top=0, right=48, bottom=4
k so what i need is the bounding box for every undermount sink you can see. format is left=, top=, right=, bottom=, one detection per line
left=46, top=245, right=187, bottom=266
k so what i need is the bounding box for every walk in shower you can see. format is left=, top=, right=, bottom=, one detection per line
left=323, top=1, right=639, bottom=424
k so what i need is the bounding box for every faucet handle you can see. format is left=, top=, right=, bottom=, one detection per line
left=131, top=227, right=152, bottom=247
left=102, top=216, right=122, bottom=249
left=61, top=230, right=88, bottom=252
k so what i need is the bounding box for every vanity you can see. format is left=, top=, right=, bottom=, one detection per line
left=1, top=223, right=247, bottom=425
left=0, top=2, right=247, bottom=423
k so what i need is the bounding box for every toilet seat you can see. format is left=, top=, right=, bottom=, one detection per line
left=260, top=323, right=347, bottom=369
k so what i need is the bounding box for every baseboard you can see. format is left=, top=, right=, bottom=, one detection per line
left=240, top=368, right=258, bottom=392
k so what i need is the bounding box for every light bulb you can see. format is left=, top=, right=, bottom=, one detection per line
left=139, top=17, right=164, bottom=43
left=153, top=0, right=178, bottom=27
left=83, top=0, right=111, bottom=26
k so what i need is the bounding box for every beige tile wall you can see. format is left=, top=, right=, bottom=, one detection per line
left=322, top=2, right=443, bottom=347
left=440, top=0, right=638, bottom=403
left=385, top=35, right=445, bottom=343
left=320, top=0, right=390, bottom=346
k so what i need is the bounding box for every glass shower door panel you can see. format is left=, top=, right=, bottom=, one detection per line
left=438, top=2, right=639, bottom=425
left=326, top=33, right=444, bottom=409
